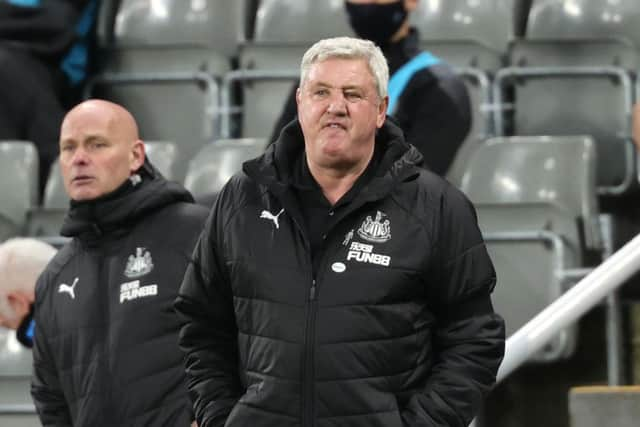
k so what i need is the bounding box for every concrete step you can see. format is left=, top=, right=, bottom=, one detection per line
left=569, top=385, right=640, bottom=427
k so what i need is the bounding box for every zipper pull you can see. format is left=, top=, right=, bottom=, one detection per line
left=309, top=279, right=317, bottom=301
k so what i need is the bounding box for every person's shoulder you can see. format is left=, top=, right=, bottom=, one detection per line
left=399, top=167, right=473, bottom=213
left=35, top=240, right=79, bottom=295
left=217, top=170, right=266, bottom=211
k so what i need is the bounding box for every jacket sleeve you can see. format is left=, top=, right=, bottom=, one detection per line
left=401, top=184, right=505, bottom=427
left=31, top=276, right=72, bottom=427
left=174, top=191, right=242, bottom=427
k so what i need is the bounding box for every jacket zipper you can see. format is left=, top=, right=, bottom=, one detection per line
left=303, top=278, right=318, bottom=427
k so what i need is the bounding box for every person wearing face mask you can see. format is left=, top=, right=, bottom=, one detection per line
left=268, top=0, right=472, bottom=177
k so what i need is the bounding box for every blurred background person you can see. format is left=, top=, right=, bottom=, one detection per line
left=0, top=0, right=99, bottom=198
left=0, top=237, right=56, bottom=348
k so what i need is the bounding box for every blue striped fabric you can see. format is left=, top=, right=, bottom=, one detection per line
left=387, top=51, right=441, bottom=114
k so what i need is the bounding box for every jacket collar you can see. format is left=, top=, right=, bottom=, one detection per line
left=60, top=159, right=194, bottom=244
left=243, top=118, right=423, bottom=206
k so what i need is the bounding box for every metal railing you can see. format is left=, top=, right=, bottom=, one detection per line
left=497, top=231, right=640, bottom=382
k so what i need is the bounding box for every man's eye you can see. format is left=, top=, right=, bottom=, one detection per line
left=61, top=145, right=73, bottom=152
left=345, top=92, right=362, bottom=100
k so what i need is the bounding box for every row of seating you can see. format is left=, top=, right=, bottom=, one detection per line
left=88, top=0, right=640, bottom=196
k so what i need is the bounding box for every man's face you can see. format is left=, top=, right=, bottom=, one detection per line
left=0, top=294, right=23, bottom=330
left=59, top=107, right=142, bottom=201
left=296, top=58, right=387, bottom=170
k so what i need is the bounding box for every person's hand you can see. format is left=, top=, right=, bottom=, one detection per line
left=633, top=103, right=640, bottom=152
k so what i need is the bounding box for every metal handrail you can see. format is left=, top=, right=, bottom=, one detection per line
left=492, top=65, right=636, bottom=195
left=497, top=231, right=640, bottom=382
left=454, top=67, right=493, bottom=138
left=0, top=403, right=36, bottom=415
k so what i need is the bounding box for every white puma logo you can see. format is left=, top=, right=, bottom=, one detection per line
left=260, top=208, right=285, bottom=229
left=58, top=277, right=78, bottom=299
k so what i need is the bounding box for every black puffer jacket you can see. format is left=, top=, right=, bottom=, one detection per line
left=176, top=121, right=505, bottom=427
left=31, top=162, right=208, bottom=427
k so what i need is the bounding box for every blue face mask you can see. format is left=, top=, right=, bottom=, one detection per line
left=345, top=1, right=408, bottom=47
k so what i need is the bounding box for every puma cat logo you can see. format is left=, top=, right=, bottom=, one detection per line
left=260, top=209, right=285, bottom=229
left=58, top=277, right=79, bottom=299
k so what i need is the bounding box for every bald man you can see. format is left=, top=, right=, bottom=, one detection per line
left=30, top=100, right=208, bottom=427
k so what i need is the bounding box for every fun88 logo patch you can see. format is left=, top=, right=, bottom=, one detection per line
left=120, top=280, right=158, bottom=303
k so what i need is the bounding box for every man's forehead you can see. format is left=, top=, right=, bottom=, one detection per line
left=307, top=58, right=375, bottom=85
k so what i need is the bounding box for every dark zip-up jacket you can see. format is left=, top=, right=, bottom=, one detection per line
left=176, top=121, right=505, bottom=427
left=31, top=162, right=208, bottom=427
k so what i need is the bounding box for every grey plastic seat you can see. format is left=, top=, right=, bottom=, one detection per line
left=494, top=37, right=637, bottom=194
left=144, top=141, right=178, bottom=181
left=88, top=0, right=249, bottom=181
left=0, top=141, right=38, bottom=241
left=253, top=0, right=353, bottom=43
left=0, top=330, right=38, bottom=426
left=184, top=138, right=266, bottom=197
left=412, top=0, right=515, bottom=54
left=460, top=135, right=600, bottom=361
left=527, top=0, right=640, bottom=48
left=25, top=159, right=68, bottom=240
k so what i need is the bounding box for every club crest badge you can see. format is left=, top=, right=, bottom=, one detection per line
left=124, top=247, right=154, bottom=278
left=357, top=211, right=391, bottom=243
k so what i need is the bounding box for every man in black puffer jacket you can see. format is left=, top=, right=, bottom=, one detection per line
left=176, top=37, right=505, bottom=427
left=31, top=99, right=208, bottom=426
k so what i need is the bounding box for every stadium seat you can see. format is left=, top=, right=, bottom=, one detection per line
left=493, top=38, right=637, bottom=195
left=527, top=0, right=640, bottom=48
left=25, top=159, right=68, bottom=240
left=0, top=141, right=38, bottom=241
left=0, top=330, right=37, bottom=426
left=88, top=0, right=249, bottom=181
left=460, top=135, right=601, bottom=361
left=412, top=0, right=515, bottom=53
left=184, top=138, right=266, bottom=197
left=253, top=0, right=353, bottom=43
left=144, top=141, right=178, bottom=181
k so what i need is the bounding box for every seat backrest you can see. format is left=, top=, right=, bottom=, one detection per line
left=254, top=0, right=353, bottom=43
left=0, top=141, right=38, bottom=235
left=184, top=138, right=266, bottom=197
left=144, top=141, right=178, bottom=181
left=461, top=135, right=600, bottom=247
left=527, top=0, right=640, bottom=48
left=110, top=0, right=247, bottom=55
left=459, top=136, right=599, bottom=361
left=505, top=39, right=637, bottom=190
left=411, top=0, right=515, bottom=52
left=0, top=330, right=37, bottom=426
left=43, top=160, right=69, bottom=210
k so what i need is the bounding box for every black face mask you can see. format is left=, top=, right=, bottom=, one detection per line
left=345, top=1, right=408, bottom=47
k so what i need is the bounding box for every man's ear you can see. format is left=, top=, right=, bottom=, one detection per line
left=377, top=96, right=388, bottom=128
left=7, top=291, right=31, bottom=321
left=130, top=140, right=146, bottom=172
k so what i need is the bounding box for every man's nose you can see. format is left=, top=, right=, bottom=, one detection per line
left=327, top=93, right=347, bottom=115
left=70, top=147, right=89, bottom=165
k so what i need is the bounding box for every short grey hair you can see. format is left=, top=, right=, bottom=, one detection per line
left=300, top=36, right=389, bottom=100
left=0, top=238, right=56, bottom=291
